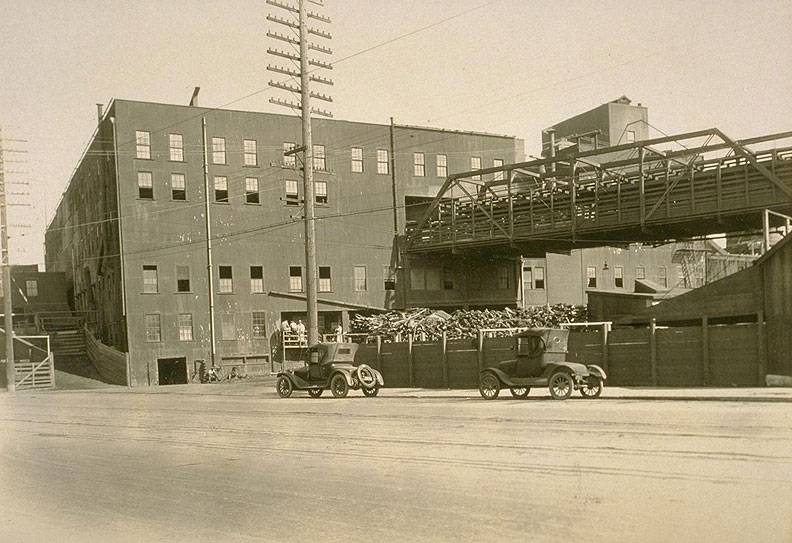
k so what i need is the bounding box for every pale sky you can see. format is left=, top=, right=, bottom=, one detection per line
left=2, top=0, right=791, bottom=266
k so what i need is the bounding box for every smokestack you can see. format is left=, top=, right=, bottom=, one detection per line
left=189, top=87, right=200, bottom=106
left=96, top=103, right=104, bottom=125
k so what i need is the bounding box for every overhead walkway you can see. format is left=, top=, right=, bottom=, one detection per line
left=406, top=128, right=792, bottom=254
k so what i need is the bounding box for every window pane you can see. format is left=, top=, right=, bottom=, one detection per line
left=493, top=158, right=504, bottom=181
left=534, top=266, right=545, bottom=289
left=221, top=314, right=235, bottom=340
left=383, top=265, right=396, bottom=290
left=471, top=157, right=481, bottom=180
left=414, top=153, right=425, bottom=177
left=138, top=172, right=153, bottom=199
left=143, top=265, right=158, bottom=293
left=219, top=265, right=232, bottom=293
left=436, top=154, right=447, bottom=177
left=244, top=139, right=257, bottom=166
left=169, top=134, right=183, bottom=161
left=289, top=266, right=302, bottom=291
left=250, top=266, right=264, bottom=293
left=212, top=137, right=226, bottom=164
left=377, top=149, right=389, bottom=174
left=587, top=266, right=597, bottom=288
left=319, top=266, right=331, bottom=292
left=313, top=144, right=326, bottom=171
left=354, top=266, right=367, bottom=291
left=285, top=179, right=299, bottom=206
left=252, top=312, right=267, bottom=338
left=315, top=181, right=327, bottom=204
left=176, top=265, right=190, bottom=292
left=145, top=314, right=161, bottom=342
left=26, top=280, right=38, bottom=297
left=351, top=147, right=363, bottom=173
left=283, top=142, right=296, bottom=167
left=245, top=177, right=259, bottom=204
left=136, top=131, right=150, bottom=159
left=178, top=314, right=193, bottom=341
left=214, top=176, right=228, bottom=202
left=171, top=173, right=186, bottom=200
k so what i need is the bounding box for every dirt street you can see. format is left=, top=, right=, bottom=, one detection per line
left=1, top=385, right=791, bottom=543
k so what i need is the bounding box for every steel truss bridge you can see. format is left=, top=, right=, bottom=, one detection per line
left=406, top=128, right=792, bottom=254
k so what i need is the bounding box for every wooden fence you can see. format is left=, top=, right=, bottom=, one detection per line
left=85, top=327, right=128, bottom=385
left=352, top=320, right=763, bottom=388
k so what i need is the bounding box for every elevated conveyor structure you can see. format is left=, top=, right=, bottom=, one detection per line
left=406, top=129, right=792, bottom=254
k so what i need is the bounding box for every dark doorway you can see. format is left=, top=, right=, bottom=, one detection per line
left=157, top=357, right=188, bottom=385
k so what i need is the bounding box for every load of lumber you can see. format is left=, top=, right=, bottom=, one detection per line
left=350, top=305, right=587, bottom=341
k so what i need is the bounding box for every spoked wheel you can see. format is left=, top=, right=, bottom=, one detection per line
left=362, top=386, right=380, bottom=397
left=548, top=371, right=573, bottom=400
left=308, top=388, right=324, bottom=398
left=479, top=372, right=500, bottom=400
left=510, top=387, right=530, bottom=399
left=330, top=374, right=349, bottom=398
left=276, top=376, right=293, bottom=398
left=580, top=379, right=603, bottom=399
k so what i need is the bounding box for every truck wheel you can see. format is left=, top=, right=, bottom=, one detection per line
left=510, top=387, right=530, bottom=399
left=580, top=379, right=602, bottom=399
left=330, top=374, right=349, bottom=398
left=362, top=386, right=379, bottom=397
left=276, top=376, right=293, bottom=398
left=479, top=372, right=500, bottom=400
left=548, top=371, right=573, bottom=400
left=308, top=388, right=324, bottom=398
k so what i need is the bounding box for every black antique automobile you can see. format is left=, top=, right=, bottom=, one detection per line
left=478, top=328, right=606, bottom=400
left=276, top=342, right=384, bottom=398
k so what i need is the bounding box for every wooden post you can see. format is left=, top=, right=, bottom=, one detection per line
left=701, top=316, right=709, bottom=386
left=570, top=160, right=577, bottom=237
left=376, top=335, right=383, bottom=371
left=757, top=311, right=765, bottom=386
left=441, top=330, right=449, bottom=389
left=649, top=318, right=658, bottom=386
left=407, top=333, right=414, bottom=387
left=477, top=329, right=484, bottom=373
left=600, top=323, right=609, bottom=375
left=638, top=147, right=645, bottom=227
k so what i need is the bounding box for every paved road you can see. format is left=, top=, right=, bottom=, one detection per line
left=1, top=385, right=791, bottom=543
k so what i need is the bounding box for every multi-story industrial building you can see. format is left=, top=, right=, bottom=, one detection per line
left=45, top=99, right=522, bottom=385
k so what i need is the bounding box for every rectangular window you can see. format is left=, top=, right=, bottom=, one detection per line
left=471, top=157, right=482, bottom=180
left=137, top=171, right=153, bottom=199
left=176, top=265, right=191, bottom=292
left=243, top=139, right=257, bottom=166
left=289, top=266, right=303, bottom=292
left=219, top=265, right=233, bottom=293
left=313, top=144, right=326, bottom=171
left=136, top=131, right=151, bottom=159
left=171, top=173, right=186, bottom=200
left=315, top=180, right=327, bottom=204
left=285, top=179, right=299, bottom=206
left=169, top=134, right=183, bottom=162
left=145, top=314, right=161, bottom=342
left=178, top=314, right=193, bottom=341
left=636, top=266, right=646, bottom=280
left=436, top=154, right=447, bottom=178
left=351, top=147, right=363, bottom=173
left=353, top=265, right=367, bottom=291
left=214, top=176, right=228, bottom=203
left=498, top=265, right=511, bottom=289
left=658, top=266, right=668, bottom=288
left=626, top=130, right=636, bottom=144
left=523, top=266, right=533, bottom=290
left=534, top=266, right=545, bottom=289
left=221, top=314, right=236, bottom=340
left=614, top=266, right=624, bottom=288
left=586, top=266, right=597, bottom=288
left=493, top=158, right=504, bottom=181
left=377, top=149, right=389, bottom=175
left=410, top=267, right=425, bottom=290
left=25, top=280, right=38, bottom=297
left=250, top=266, right=264, bottom=293
left=383, top=265, right=396, bottom=291
left=283, top=142, right=296, bottom=167
left=142, top=265, right=158, bottom=293
left=443, top=269, right=454, bottom=290
left=245, top=177, right=259, bottom=204
left=425, top=268, right=441, bottom=291
left=252, top=312, right=267, bottom=339
left=211, top=137, right=226, bottom=164
left=414, top=152, right=425, bottom=177
left=319, top=266, right=332, bottom=293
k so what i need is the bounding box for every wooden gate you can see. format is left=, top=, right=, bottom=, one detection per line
left=2, top=331, right=55, bottom=390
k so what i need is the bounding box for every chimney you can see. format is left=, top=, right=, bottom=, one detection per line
left=189, top=87, right=200, bottom=106
left=96, top=103, right=104, bottom=125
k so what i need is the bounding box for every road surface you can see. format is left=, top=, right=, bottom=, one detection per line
left=1, top=384, right=791, bottom=542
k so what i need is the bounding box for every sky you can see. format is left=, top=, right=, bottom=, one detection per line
left=1, top=0, right=791, bottom=266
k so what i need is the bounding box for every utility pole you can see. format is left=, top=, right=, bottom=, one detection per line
left=201, top=118, right=217, bottom=369
left=0, top=127, right=15, bottom=392
left=267, top=0, right=333, bottom=345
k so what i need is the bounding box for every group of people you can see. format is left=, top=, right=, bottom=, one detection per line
left=281, top=318, right=345, bottom=343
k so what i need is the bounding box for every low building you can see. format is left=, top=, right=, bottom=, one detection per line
left=0, top=265, right=69, bottom=332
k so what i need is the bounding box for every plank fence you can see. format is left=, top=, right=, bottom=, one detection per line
left=352, top=319, right=764, bottom=388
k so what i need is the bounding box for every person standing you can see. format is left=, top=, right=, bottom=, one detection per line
left=334, top=324, right=343, bottom=343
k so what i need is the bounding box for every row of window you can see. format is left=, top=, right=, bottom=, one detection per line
left=409, top=265, right=512, bottom=291
left=141, top=264, right=395, bottom=294
left=135, top=130, right=503, bottom=178
left=143, top=312, right=268, bottom=343
left=136, top=131, right=331, bottom=170
left=585, top=265, right=667, bottom=288
left=136, top=171, right=329, bottom=206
